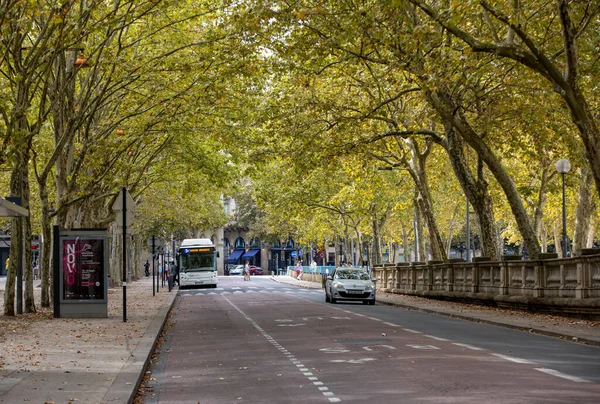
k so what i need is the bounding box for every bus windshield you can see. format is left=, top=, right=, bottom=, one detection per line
left=180, top=252, right=215, bottom=272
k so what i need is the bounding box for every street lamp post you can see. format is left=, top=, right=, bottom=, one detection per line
left=555, top=159, right=571, bottom=258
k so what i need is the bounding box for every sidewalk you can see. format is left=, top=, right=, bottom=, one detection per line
left=269, top=275, right=600, bottom=347
left=0, top=276, right=176, bottom=404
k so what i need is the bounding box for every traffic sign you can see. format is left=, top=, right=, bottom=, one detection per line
left=147, top=237, right=164, bottom=248
left=115, top=210, right=134, bottom=227
left=291, top=251, right=297, bottom=257
left=112, top=189, right=136, bottom=212
left=113, top=189, right=135, bottom=233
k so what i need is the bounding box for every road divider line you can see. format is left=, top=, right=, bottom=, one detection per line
left=223, top=295, right=341, bottom=402
left=534, top=368, right=590, bottom=383
left=403, top=328, right=422, bottom=334
left=424, top=335, right=449, bottom=341
left=492, top=354, right=534, bottom=364
left=452, top=343, right=484, bottom=351
left=383, top=322, right=400, bottom=327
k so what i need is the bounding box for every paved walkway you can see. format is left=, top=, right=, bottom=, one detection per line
left=0, top=275, right=598, bottom=404
left=0, top=276, right=176, bottom=404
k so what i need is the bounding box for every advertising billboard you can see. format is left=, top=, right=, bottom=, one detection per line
left=61, top=237, right=106, bottom=301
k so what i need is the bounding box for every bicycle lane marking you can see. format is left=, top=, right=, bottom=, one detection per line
left=222, top=295, right=341, bottom=402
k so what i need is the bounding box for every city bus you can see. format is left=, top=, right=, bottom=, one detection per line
left=178, top=238, right=218, bottom=288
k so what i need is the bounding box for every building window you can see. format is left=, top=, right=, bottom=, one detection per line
left=250, top=237, right=261, bottom=248
left=234, top=237, right=246, bottom=249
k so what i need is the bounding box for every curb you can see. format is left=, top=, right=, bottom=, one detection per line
left=375, top=296, right=600, bottom=348
left=102, top=288, right=179, bottom=404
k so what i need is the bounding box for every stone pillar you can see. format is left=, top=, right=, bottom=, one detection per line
left=472, top=257, right=491, bottom=293
left=215, top=227, right=225, bottom=276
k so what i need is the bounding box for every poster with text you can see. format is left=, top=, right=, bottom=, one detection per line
left=62, top=238, right=105, bottom=300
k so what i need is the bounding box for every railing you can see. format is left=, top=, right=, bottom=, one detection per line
left=373, top=252, right=600, bottom=300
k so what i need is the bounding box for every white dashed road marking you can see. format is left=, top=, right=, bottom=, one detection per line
left=407, top=344, right=440, bottom=350
left=223, top=295, right=341, bottom=402
left=424, top=335, right=449, bottom=341
left=492, top=354, right=534, bottom=364
left=330, top=358, right=376, bottom=364
left=535, top=368, right=590, bottom=383
left=453, top=343, right=484, bottom=351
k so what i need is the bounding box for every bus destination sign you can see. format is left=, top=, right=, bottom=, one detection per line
left=188, top=247, right=212, bottom=253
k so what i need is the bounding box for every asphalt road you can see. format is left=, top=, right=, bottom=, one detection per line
left=141, top=276, right=600, bottom=403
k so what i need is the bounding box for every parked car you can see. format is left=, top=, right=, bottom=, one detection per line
left=325, top=268, right=375, bottom=305
left=229, top=265, right=244, bottom=276
left=249, top=266, right=263, bottom=276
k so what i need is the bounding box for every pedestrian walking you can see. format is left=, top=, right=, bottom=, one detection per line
left=33, top=260, right=39, bottom=280
left=144, top=260, right=150, bottom=277
left=244, top=261, right=250, bottom=281
left=310, top=259, right=317, bottom=273
left=170, top=261, right=178, bottom=286
left=296, top=261, right=303, bottom=280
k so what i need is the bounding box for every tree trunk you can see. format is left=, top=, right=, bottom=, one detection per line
left=444, top=124, right=499, bottom=259
left=4, top=160, right=26, bottom=316
left=405, top=138, right=446, bottom=260
left=586, top=220, right=596, bottom=248
left=540, top=223, right=548, bottom=253
left=4, top=216, right=19, bottom=316
left=532, top=166, right=551, bottom=244
left=40, top=209, right=52, bottom=307
left=427, top=89, right=541, bottom=258
left=553, top=223, right=563, bottom=257
left=402, top=221, right=409, bottom=263
left=372, top=220, right=381, bottom=265
left=414, top=195, right=425, bottom=261
left=110, top=226, right=121, bottom=286
left=354, top=228, right=363, bottom=264
left=51, top=50, right=78, bottom=229
left=572, top=167, right=595, bottom=255
left=445, top=202, right=460, bottom=258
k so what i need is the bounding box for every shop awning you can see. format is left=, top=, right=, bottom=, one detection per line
left=227, top=249, right=244, bottom=263
left=241, top=249, right=260, bottom=260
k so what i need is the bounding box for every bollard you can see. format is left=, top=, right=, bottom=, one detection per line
left=168, top=274, right=174, bottom=292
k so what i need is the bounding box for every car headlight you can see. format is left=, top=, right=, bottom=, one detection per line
left=365, top=285, right=373, bottom=291
left=333, top=283, right=345, bottom=290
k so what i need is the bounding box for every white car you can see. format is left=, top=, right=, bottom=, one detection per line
left=325, top=268, right=376, bottom=305
left=229, top=265, right=244, bottom=276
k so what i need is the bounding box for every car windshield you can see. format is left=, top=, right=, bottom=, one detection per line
left=334, top=270, right=370, bottom=280
left=181, top=253, right=215, bottom=271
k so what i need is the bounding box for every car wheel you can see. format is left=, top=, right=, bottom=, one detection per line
left=325, top=292, right=330, bottom=302
left=330, top=297, right=336, bottom=304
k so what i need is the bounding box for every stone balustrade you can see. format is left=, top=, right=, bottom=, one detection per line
left=373, top=251, right=600, bottom=318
